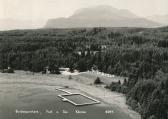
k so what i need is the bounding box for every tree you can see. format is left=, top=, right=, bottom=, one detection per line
left=123, top=78, right=128, bottom=86
left=69, top=65, right=74, bottom=73
left=148, top=115, right=157, bottom=119
left=68, top=75, right=72, bottom=80
left=49, top=65, right=61, bottom=74
left=94, top=77, right=102, bottom=84
left=118, top=80, right=121, bottom=85
left=77, top=58, right=87, bottom=72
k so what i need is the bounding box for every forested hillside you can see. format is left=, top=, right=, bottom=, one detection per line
left=0, top=27, right=168, bottom=119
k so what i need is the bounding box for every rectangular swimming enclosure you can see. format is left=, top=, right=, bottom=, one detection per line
left=58, top=93, right=100, bottom=106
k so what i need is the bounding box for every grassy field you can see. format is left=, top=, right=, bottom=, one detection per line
left=77, top=71, right=125, bottom=84
left=0, top=71, right=140, bottom=119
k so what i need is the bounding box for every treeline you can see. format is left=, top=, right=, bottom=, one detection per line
left=0, top=27, right=168, bottom=119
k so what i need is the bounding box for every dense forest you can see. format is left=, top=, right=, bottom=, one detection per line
left=0, top=27, right=168, bottom=119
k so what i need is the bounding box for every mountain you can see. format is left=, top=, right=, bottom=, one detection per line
left=45, top=5, right=161, bottom=28
left=147, top=14, right=168, bottom=26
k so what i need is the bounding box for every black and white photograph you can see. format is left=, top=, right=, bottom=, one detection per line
left=0, top=0, right=168, bottom=119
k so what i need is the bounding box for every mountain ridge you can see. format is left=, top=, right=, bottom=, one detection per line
left=45, top=5, right=161, bottom=28
left=147, top=14, right=168, bottom=25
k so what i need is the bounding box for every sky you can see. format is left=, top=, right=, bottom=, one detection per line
left=0, top=0, right=168, bottom=30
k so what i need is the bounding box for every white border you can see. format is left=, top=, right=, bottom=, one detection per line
left=55, top=88, right=100, bottom=106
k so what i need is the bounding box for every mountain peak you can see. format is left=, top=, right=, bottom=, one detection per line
left=71, top=5, right=137, bottom=19
left=45, top=5, right=161, bottom=28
